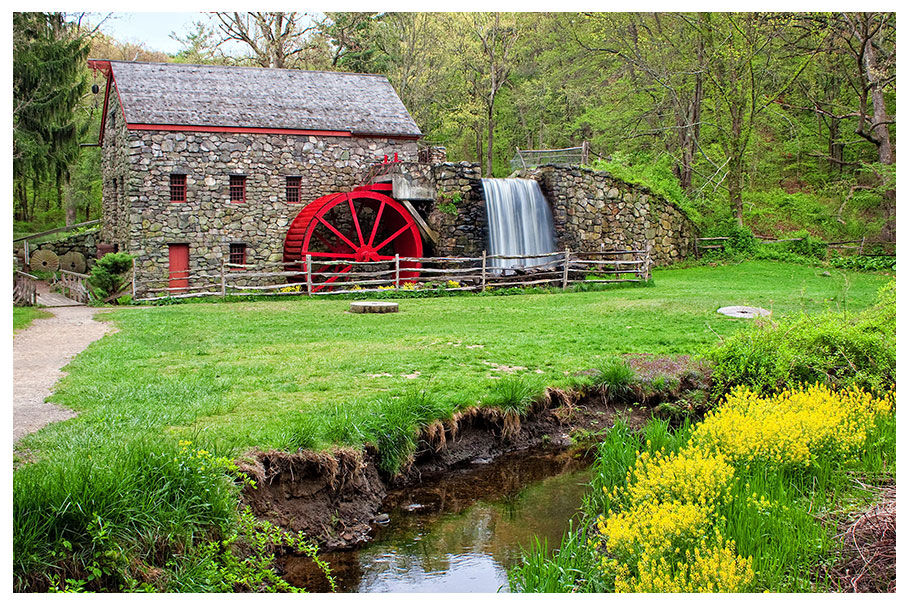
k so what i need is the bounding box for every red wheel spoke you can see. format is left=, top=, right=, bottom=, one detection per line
left=367, top=201, right=386, bottom=247
left=313, top=264, right=353, bottom=292
left=347, top=196, right=366, bottom=247
left=317, top=216, right=359, bottom=251
left=374, top=223, right=414, bottom=253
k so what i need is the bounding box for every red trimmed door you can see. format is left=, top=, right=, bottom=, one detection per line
left=168, top=244, right=189, bottom=293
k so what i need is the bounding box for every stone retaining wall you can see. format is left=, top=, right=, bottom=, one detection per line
left=424, top=163, right=697, bottom=265
left=19, top=227, right=102, bottom=272
left=519, top=166, right=696, bottom=264
left=427, top=162, right=486, bottom=258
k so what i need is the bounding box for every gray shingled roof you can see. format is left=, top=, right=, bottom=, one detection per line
left=108, top=60, right=421, bottom=138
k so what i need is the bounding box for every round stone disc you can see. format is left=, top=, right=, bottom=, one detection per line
left=717, top=305, right=771, bottom=318
left=350, top=301, right=399, bottom=314
left=30, top=248, right=59, bottom=272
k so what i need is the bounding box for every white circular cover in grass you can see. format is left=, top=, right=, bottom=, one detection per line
left=717, top=305, right=771, bottom=318
left=350, top=301, right=399, bottom=314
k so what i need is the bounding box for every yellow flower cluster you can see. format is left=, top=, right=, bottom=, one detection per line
left=596, top=446, right=752, bottom=592
left=446, top=280, right=461, bottom=289
left=623, top=447, right=735, bottom=509
left=278, top=284, right=303, bottom=293
left=600, top=501, right=710, bottom=557
left=613, top=533, right=754, bottom=593
left=692, top=384, right=893, bottom=467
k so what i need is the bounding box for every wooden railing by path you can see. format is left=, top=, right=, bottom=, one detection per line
left=53, top=269, right=91, bottom=304
left=133, top=250, right=651, bottom=302
left=13, top=271, right=38, bottom=306
left=695, top=235, right=896, bottom=257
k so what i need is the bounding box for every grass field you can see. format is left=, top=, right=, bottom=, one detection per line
left=16, top=261, right=890, bottom=460
left=12, top=260, right=893, bottom=591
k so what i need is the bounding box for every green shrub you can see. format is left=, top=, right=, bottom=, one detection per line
left=723, top=226, right=758, bottom=255
left=707, top=280, right=895, bottom=398
left=829, top=254, right=896, bottom=272
left=88, top=252, right=133, bottom=302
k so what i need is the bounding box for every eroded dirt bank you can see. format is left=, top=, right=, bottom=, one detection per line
left=238, top=388, right=658, bottom=551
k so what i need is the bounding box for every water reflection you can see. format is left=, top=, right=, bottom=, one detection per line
left=283, top=448, right=592, bottom=593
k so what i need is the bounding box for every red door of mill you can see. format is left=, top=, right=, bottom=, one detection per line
left=168, top=244, right=189, bottom=293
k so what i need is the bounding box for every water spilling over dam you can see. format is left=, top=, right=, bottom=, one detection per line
left=482, top=179, right=558, bottom=270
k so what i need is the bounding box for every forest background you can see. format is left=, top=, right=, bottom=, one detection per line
left=12, top=11, right=896, bottom=244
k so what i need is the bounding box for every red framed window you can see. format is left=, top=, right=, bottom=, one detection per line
left=170, top=174, right=186, bottom=202
left=229, top=243, right=247, bottom=267
left=229, top=175, right=246, bottom=203
left=286, top=176, right=302, bottom=203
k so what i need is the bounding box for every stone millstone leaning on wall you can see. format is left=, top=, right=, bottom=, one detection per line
left=426, top=163, right=697, bottom=266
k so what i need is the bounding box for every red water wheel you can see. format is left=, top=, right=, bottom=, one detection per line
left=283, top=187, right=423, bottom=291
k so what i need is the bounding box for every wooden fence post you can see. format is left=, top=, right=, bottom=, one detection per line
left=220, top=258, right=226, bottom=297
left=23, top=240, right=29, bottom=267
left=581, top=140, right=590, bottom=165
left=481, top=250, right=487, bottom=291
left=305, top=254, right=313, bottom=296
left=562, top=249, right=570, bottom=289
left=394, top=254, right=401, bottom=287
left=131, top=258, right=137, bottom=298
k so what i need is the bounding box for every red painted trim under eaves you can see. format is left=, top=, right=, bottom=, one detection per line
left=127, top=124, right=354, bottom=137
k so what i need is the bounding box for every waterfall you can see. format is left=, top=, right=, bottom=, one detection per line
left=482, top=178, right=558, bottom=270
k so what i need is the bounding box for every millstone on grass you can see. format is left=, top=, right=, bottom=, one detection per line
left=717, top=305, right=771, bottom=318
left=349, top=301, right=399, bottom=314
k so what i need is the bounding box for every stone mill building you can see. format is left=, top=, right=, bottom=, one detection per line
left=91, top=59, right=695, bottom=297
left=91, top=59, right=423, bottom=294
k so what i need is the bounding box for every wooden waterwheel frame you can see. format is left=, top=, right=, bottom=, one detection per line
left=283, top=185, right=423, bottom=291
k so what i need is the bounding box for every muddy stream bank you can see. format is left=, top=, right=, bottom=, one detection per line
left=236, top=353, right=712, bottom=592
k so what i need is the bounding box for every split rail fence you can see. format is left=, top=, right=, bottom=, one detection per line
left=695, top=235, right=895, bottom=257
left=133, top=249, right=651, bottom=302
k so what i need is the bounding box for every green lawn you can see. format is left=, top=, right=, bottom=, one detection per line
left=17, top=261, right=890, bottom=460
left=13, top=307, right=52, bottom=332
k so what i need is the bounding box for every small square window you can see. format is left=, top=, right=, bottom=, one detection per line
left=170, top=174, right=186, bottom=202
left=286, top=176, right=302, bottom=203
left=230, top=175, right=246, bottom=203
left=229, top=243, right=247, bottom=267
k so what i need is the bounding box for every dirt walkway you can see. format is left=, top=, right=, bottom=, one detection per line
left=13, top=306, right=115, bottom=443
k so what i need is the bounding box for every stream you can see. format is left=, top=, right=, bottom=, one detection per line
left=282, top=447, right=593, bottom=593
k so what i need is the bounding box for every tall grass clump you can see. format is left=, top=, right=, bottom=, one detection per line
left=708, top=280, right=895, bottom=398
left=367, top=389, right=455, bottom=474
left=592, top=357, right=636, bottom=402
left=482, top=374, right=543, bottom=413
left=13, top=435, right=242, bottom=591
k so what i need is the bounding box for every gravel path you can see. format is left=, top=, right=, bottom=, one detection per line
left=13, top=306, right=115, bottom=443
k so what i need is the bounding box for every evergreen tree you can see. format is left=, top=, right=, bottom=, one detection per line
left=13, top=12, right=91, bottom=224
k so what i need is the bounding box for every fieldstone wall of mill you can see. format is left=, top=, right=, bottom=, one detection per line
left=426, top=162, right=487, bottom=258
left=102, top=111, right=418, bottom=293
left=517, top=166, right=697, bottom=265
